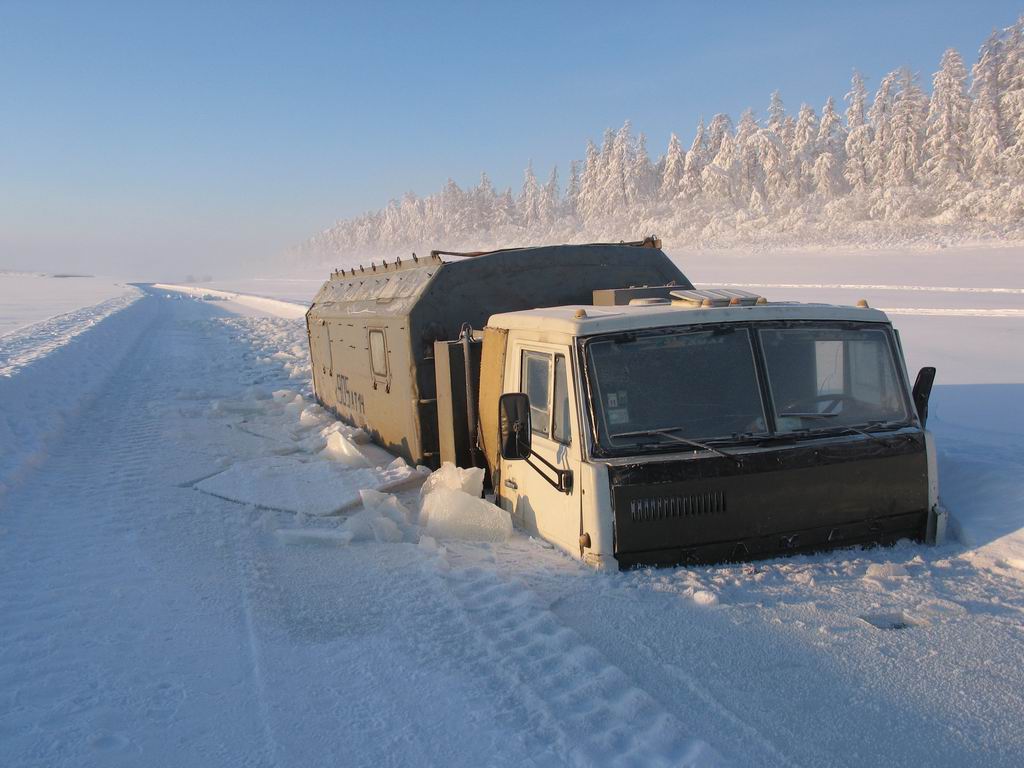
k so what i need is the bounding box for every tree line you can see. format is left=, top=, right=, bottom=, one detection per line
left=299, top=16, right=1024, bottom=261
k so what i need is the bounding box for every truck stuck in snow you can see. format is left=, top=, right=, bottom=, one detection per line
left=306, top=238, right=944, bottom=568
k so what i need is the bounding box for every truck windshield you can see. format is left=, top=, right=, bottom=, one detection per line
left=759, top=327, right=910, bottom=433
left=586, top=327, right=768, bottom=451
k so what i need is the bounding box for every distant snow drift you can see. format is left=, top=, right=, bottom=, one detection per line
left=298, top=15, right=1024, bottom=258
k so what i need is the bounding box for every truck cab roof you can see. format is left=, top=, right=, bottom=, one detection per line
left=487, top=302, right=892, bottom=336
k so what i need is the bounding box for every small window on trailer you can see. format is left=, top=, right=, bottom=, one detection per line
left=369, top=328, right=389, bottom=379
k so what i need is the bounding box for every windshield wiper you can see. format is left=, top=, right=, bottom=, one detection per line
left=784, top=414, right=891, bottom=445
left=609, top=427, right=743, bottom=464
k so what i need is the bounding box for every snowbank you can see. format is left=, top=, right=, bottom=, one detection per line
left=153, top=283, right=307, bottom=319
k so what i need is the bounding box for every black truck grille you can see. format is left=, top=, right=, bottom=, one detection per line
left=629, top=491, right=726, bottom=522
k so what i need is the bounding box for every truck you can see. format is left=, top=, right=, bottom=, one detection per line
left=306, top=238, right=943, bottom=569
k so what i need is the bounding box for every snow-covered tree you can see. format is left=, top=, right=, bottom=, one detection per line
left=886, top=69, right=928, bottom=188
left=791, top=104, right=819, bottom=193
left=767, top=90, right=786, bottom=134
left=705, top=113, right=733, bottom=158
left=564, top=160, right=581, bottom=220
left=924, top=49, right=970, bottom=190
left=814, top=96, right=847, bottom=196
left=702, top=131, right=738, bottom=202
left=682, top=118, right=707, bottom=197
left=844, top=71, right=872, bottom=191
left=540, top=166, right=560, bottom=225
left=999, top=17, right=1024, bottom=174
left=968, top=32, right=1005, bottom=184
left=659, top=133, right=686, bottom=201
left=867, top=70, right=899, bottom=186
left=577, top=140, right=602, bottom=224
left=518, top=163, right=542, bottom=228
left=626, top=131, right=656, bottom=208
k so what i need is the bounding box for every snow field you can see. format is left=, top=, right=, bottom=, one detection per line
left=0, top=272, right=138, bottom=339
left=3, top=280, right=1024, bottom=765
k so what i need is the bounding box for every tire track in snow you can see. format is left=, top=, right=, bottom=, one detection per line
left=436, top=565, right=724, bottom=768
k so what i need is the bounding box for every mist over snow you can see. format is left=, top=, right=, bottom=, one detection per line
left=298, top=14, right=1024, bottom=261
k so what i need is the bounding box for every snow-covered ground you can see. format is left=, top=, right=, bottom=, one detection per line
left=0, top=272, right=138, bottom=338
left=2, top=250, right=1023, bottom=766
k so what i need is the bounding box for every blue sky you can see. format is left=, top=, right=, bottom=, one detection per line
left=1, top=0, right=1021, bottom=276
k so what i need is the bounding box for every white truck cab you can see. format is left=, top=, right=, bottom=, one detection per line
left=487, top=299, right=942, bottom=568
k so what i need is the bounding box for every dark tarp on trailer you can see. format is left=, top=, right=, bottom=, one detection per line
left=306, top=241, right=692, bottom=467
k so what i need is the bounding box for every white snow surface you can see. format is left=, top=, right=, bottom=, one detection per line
left=1, top=257, right=1024, bottom=766
left=0, top=272, right=137, bottom=339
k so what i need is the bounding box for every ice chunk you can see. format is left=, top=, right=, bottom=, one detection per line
left=359, top=488, right=411, bottom=525
left=337, top=508, right=404, bottom=543
left=195, top=456, right=384, bottom=515
left=320, top=431, right=370, bottom=467
left=690, top=590, right=720, bottom=607
left=421, top=487, right=512, bottom=542
left=865, top=563, right=909, bottom=580
left=420, top=462, right=485, bottom=499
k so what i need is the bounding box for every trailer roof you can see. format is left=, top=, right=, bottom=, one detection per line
left=487, top=302, right=892, bottom=336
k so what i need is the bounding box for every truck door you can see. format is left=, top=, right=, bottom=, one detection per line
left=500, top=343, right=582, bottom=556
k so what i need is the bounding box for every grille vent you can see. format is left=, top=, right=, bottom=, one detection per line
left=629, top=490, right=726, bottom=522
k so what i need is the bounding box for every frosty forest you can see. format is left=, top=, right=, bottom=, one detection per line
left=299, top=15, right=1024, bottom=260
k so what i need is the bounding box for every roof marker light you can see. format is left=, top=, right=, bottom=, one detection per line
left=574, top=308, right=588, bottom=319
left=856, top=299, right=869, bottom=308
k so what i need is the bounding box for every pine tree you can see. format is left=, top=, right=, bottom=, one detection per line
left=999, top=17, right=1024, bottom=174
left=735, top=109, right=762, bottom=202
left=577, top=140, right=601, bottom=224
left=867, top=70, right=899, bottom=187
left=924, top=49, right=970, bottom=191
left=540, top=166, right=560, bottom=226
left=493, top=187, right=517, bottom=229
left=702, top=131, right=738, bottom=203
left=767, top=91, right=786, bottom=134
left=683, top=118, right=707, bottom=196
left=472, top=172, right=496, bottom=233
left=968, top=32, right=1004, bottom=183
left=752, top=128, right=788, bottom=204
left=518, top=163, right=542, bottom=229
left=659, top=133, right=686, bottom=202
left=626, top=132, right=656, bottom=208
left=886, top=69, right=928, bottom=188
left=599, top=121, right=632, bottom=217
left=844, top=70, right=872, bottom=191
left=815, top=96, right=847, bottom=196
left=564, top=159, right=581, bottom=220
left=705, top=114, right=734, bottom=158
left=792, top=104, right=819, bottom=194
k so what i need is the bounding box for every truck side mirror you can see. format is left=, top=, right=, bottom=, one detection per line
left=912, top=366, right=936, bottom=427
left=499, top=393, right=532, bottom=459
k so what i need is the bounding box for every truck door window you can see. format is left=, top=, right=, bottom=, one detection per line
left=521, top=350, right=550, bottom=438
left=552, top=354, right=571, bottom=445
left=369, top=329, right=389, bottom=378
